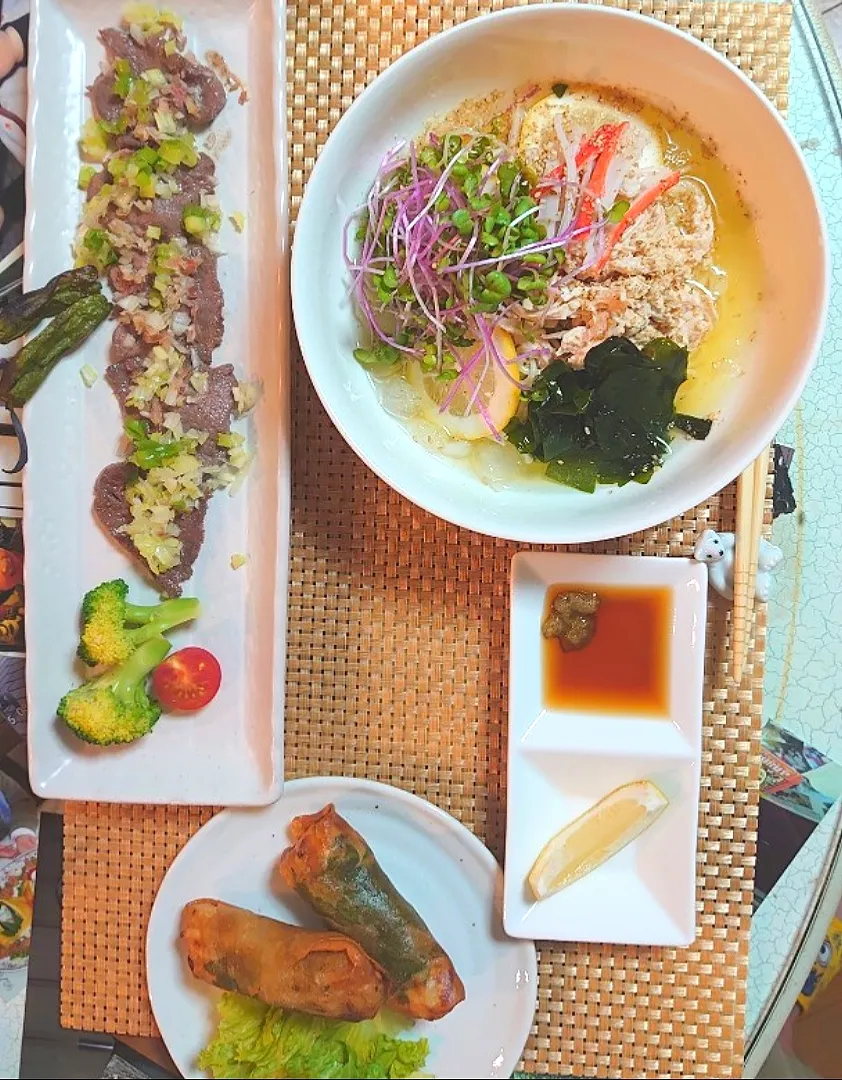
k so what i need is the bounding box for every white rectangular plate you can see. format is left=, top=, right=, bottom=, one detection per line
left=25, top=0, right=289, bottom=804
left=504, top=553, right=707, bottom=946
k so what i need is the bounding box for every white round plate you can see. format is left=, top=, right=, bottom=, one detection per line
left=147, top=776, right=538, bottom=1080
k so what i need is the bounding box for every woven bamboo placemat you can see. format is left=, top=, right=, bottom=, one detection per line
left=61, top=1, right=790, bottom=1076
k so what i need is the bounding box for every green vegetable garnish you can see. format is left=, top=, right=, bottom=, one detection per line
left=607, top=199, right=630, bottom=223
left=504, top=336, right=713, bottom=490
left=182, top=204, right=222, bottom=238
left=79, top=228, right=118, bottom=272
left=0, top=293, right=112, bottom=408
left=158, top=136, right=199, bottom=168
left=450, top=208, right=473, bottom=236
left=0, top=266, right=101, bottom=344
left=57, top=635, right=171, bottom=746
left=198, top=993, right=430, bottom=1080
left=112, top=58, right=135, bottom=99
left=78, top=165, right=96, bottom=191
left=77, top=577, right=199, bottom=668
left=485, top=271, right=511, bottom=298
left=124, top=419, right=197, bottom=471
left=353, top=342, right=400, bottom=367
left=79, top=364, right=98, bottom=388
left=79, top=118, right=109, bottom=163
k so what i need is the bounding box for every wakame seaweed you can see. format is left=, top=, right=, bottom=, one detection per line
left=504, top=335, right=711, bottom=493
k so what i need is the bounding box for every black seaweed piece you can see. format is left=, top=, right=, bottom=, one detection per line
left=505, top=336, right=711, bottom=490
left=772, top=442, right=797, bottom=518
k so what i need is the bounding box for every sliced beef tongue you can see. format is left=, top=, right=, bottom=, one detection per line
left=178, top=364, right=236, bottom=435
left=110, top=323, right=146, bottom=369
left=85, top=155, right=217, bottom=244
left=89, top=71, right=123, bottom=126
left=156, top=499, right=208, bottom=597
left=85, top=169, right=109, bottom=202
left=121, top=155, right=217, bottom=239
left=97, top=28, right=226, bottom=129
left=88, top=29, right=229, bottom=598
left=106, top=358, right=235, bottom=464
left=103, top=358, right=135, bottom=414
left=168, top=52, right=227, bottom=128
left=99, top=27, right=162, bottom=73
left=93, top=461, right=208, bottom=599
left=185, top=244, right=224, bottom=362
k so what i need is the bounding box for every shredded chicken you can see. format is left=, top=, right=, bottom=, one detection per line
left=506, top=182, right=717, bottom=367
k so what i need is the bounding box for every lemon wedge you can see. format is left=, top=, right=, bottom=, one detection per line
left=406, top=327, right=520, bottom=441
left=528, top=779, right=669, bottom=900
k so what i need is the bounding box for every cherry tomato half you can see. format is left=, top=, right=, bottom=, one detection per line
left=151, top=647, right=222, bottom=712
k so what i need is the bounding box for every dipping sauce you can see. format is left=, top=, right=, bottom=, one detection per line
left=542, top=584, right=672, bottom=716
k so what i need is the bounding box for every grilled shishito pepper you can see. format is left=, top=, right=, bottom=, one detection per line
left=277, top=804, right=466, bottom=1021
left=1, top=292, right=112, bottom=407
left=0, top=266, right=102, bottom=343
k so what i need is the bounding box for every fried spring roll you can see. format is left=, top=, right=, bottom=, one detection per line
left=277, top=805, right=465, bottom=1021
left=180, top=898, right=386, bottom=1021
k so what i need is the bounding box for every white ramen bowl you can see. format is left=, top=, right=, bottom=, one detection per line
left=292, top=5, right=828, bottom=543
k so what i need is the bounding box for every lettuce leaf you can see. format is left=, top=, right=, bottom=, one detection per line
left=197, top=993, right=431, bottom=1079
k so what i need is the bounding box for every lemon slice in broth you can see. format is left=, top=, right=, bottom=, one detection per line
left=407, top=326, right=520, bottom=441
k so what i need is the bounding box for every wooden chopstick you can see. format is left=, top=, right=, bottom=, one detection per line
left=731, top=446, right=770, bottom=683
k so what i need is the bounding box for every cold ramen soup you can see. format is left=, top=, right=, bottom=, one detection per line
left=345, top=83, right=762, bottom=492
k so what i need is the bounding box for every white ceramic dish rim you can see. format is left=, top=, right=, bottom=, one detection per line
left=292, top=4, right=830, bottom=544
left=146, top=775, right=539, bottom=1080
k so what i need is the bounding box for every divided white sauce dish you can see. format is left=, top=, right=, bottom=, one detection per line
left=504, top=552, right=707, bottom=946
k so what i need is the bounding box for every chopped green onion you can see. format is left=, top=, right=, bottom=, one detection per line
left=159, top=136, right=199, bottom=167
left=79, top=364, right=98, bottom=388
left=113, top=58, right=135, bottom=99
left=80, top=228, right=118, bottom=270
left=136, top=170, right=157, bottom=200
left=79, top=118, right=109, bottom=163
left=77, top=165, right=96, bottom=191
left=230, top=553, right=248, bottom=570
left=141, top=68, right=167, bottom=88
left=607, top=198, right=631, bottom=223
left=182, top=205, right=222, bottom=238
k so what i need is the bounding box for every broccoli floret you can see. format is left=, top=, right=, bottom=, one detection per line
left=78, top=578, right=200, bottom=667
left=58, top=636, right=171, bottom=745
